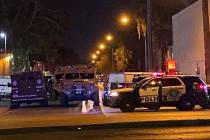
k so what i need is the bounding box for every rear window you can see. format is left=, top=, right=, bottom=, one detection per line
left=179, top=76, right=205, bottom=91
left=179, top=76, right=204, bottom=86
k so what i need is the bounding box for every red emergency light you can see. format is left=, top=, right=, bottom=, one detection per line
left=167, top=60, right=176, bottom=70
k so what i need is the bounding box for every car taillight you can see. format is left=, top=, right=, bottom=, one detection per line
left=196, top=84, right=207, bottom=92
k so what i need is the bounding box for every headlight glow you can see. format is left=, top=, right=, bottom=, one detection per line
left=110, top=92, right=119, bottom=97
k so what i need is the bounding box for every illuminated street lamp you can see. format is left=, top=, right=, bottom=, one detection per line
left=92, top=54, right=97, bottom=59
left=105, top=34, right=113, bottom=42
left=119, top=15, right=130, bottom=26
left=96, top=50, right=100, bottom=54
left=99, top=43, right=105, bottom=50
left=92, top=60, right=95, bottom=64
left=0, top=32, right=7, bottom=53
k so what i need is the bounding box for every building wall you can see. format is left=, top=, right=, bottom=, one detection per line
left=172, top=0, right=209, bottom=81
left=0, top=54, right=11, bottom=76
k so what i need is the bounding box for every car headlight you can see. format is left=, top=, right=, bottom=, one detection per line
left=110, top=92, right=119, bottom=97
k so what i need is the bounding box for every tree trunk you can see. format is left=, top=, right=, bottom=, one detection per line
left=202, top=0, right=210, bottom=83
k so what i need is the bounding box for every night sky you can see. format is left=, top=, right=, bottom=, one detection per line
left=64, top=0, right=140, bottom=63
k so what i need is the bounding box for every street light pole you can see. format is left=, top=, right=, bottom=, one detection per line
left=0, top=32, right=7, bottom=53
left=147, top=0, right=152, bottom=71
left=4, top=35, right=6, bottom=53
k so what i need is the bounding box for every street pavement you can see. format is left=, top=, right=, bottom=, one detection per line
left=1, top=126, right=210, bottom=140
left=1, top=102, right=210, bottom=130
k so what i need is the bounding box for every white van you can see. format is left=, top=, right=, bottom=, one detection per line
left=106, top=72, right=153, bottom=90
left=0, top=76, right=11, bottom=100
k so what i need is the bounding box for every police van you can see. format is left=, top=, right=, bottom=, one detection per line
left=103, top=75, right=210, bottom=112
left=10, top=72, right=48, bottom=108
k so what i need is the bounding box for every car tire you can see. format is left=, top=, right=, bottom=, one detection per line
left=120, top=99, right=135, bottom=112
left=60, top=93, right=69, bottom=107
left=199, top=100, right=210, bottom=109
left=91, top=92, right=99, bottom=106
left=40, top=99, right=48, bottom=107
left=176, top=96, right=195, bottom=111
left=10, top=101, right=20, bottom=109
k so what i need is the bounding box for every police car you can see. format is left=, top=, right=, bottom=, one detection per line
left=10, top=72, right=48, bottom=108
left=103, top=75, right=210, bottom=112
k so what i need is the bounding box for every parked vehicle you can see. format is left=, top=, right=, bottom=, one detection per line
left=103, top=75, right=210, bottom=112
left=10, top=71, right=48, bottom=108
left=0, top=76, right=11, bottom=100
left=53, top=65, right=99, bottom=107
left=105, top=72, right=152, bottom=90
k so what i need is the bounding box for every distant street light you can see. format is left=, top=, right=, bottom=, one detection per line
left=106, top=34, right=113, bottom=42
left=0, top=32, right=7, bottom=53
left=99, top=43, right=105, bottom=50
left=92, top=54, right=97, bottom=59
left=92, top=60, right=95, bottom=64
left=119, top=15, right=130, bottom=26
left=96, top=50, right=100, bottom=54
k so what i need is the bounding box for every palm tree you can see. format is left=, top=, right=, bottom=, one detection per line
left=136, top=16, right=147, bottom=71
left=113, top=44, right=132, bottom=72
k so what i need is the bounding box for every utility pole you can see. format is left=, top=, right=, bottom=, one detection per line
left=146, top=0, right=152, bottom=71
left=202, top=0, right=210, bottom=83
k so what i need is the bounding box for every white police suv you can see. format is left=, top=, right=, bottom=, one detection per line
left=103, top=75, right=209, bottom=112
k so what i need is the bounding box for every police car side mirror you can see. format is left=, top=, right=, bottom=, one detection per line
left=7, top=83, right=12, bottom=87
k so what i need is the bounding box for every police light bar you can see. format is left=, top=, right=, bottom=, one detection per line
left=152, top=72, right=165, bottom=76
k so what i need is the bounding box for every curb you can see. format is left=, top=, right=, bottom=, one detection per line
left=1, top=119, right=210, bottom=135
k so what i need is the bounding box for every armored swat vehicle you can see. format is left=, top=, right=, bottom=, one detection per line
left=54, top=65, right=99, bottom=106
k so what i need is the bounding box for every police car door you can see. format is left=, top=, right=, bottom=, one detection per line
left=139, top=78, right=160, bottom=103
left=161, top=77, right=184, bottom=102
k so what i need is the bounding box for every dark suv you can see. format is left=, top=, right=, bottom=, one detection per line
left=103, top=75, right=209, bottom=112
left=10, top=72, right=48, bottom=108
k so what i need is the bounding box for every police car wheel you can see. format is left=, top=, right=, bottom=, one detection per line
left=177, top=96, right=195, bottom=111
left=40, top=100, right=48, bottom=107
left=120, top=99, right=135, bottom=112
left=10, top=101, right=20, bottom=109
left=60, top=93, right=69, bottom=107
left=199, top=100, right=210, bottom=109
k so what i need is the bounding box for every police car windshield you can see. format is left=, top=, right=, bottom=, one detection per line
left=55, top=74, right=63, bottom=80
left=65, top=73, right=80, bottom=79
left=132, top=77, right=152, bottom=89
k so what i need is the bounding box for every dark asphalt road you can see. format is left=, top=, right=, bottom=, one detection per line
left=1, top=126, right=210, bottom=140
